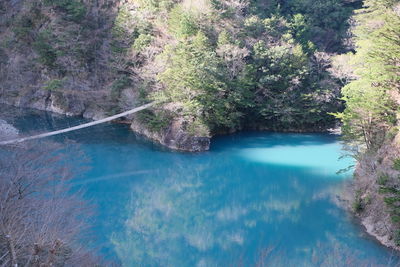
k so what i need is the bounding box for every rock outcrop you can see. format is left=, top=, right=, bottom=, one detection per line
left=0, top=119, right=19, bottom=140
left=350, top=132, right=400, bottom=251
left=130, top=116, right=210, bottom=152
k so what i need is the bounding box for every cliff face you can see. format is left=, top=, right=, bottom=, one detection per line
left=351, top=132, right=400, bottom=250
left=130, top=116, right=210, bottom=152
left=349, top=90, right=400, bottom=250
left=0, top=0, right=116, bottom=117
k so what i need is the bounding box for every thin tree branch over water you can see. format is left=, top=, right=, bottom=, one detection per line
left=0, top=141, right=104, bottom=267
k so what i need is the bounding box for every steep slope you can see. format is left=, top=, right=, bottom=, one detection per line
left=337, top=0, right=400, bottom=249
left=0, top=0, right=359, bottom=150
left=0, top=0, right=119, bottom=117
left=353, top=132, right=400, bottom=249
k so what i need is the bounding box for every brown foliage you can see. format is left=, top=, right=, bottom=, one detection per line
left=0, top=141, right=101, bottom=267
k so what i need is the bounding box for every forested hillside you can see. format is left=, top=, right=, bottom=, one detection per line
left=2, top=0, right=400, bottom=260
left=0, top=0, right=118, bottom=117
left=335, top=0, right=400, bottom=249
left=0, top=0, right=361, bottom=151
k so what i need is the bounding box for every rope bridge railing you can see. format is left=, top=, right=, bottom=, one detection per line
left=0, top=102, right=155, bottom=146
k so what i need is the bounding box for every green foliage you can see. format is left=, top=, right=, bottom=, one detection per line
left=263, top=15, right=288, bottom=38
left=217, top=30, right=232, bottom=46
left=393, top=158, right=400, bottom=171
left=33, top=31, right=57, bottom=67
left=44, top=0, right=86, bottom=22
left=136, top=80, right=152, bottom=104
left=6, top=0, right=357, bottom=138
left=137, top=110, right=172, bottom=133
left=136, top=0, right=160, bottom=10
left=377, top=173, right=390, bottom=185
left=338, top=83, right=396, bottom=150
left=157, top=31, right=245, bottom=132
left=132, top=34, right=153, bottom=52
left=12, top=5, right=47, bottom=43
left=252, top=42, right=308, bottom=92
left=209, top=0, right=237, bottom=18
left=336, top=1, right=400, bottom=152
left=111, top=6, right=137, bottom=54
left=284, top=0, right=354, bottom=51
left=111, top=5, right=154, bottom=55
left=244, top=16, right=265, bottom=37
left=353, top=190, right=363, bottom=212
left=111, top=76, right=131, bottom=101
left=136, top=0, right=175, bottom=12
left=168, top=6, right=199, bottom=38
left=145, top=0, right=349, bottom=133
left=386, top=127, right=400, bottom=141
left=289, top=14, right=315, bottom=53
left=248, top=0, right=280, bottom=18
left=112, top=6, right=135, bottom=38
left=384, top=196, right=400, bottom=206
left=12, top=16, right=34, bottom=41
left=43, top=79, right=63, bottom=91
left=187, top=118, right=210, bottom=137
left=379, top=181, right=400, bottom=237
left=248, top=39, right=333, bottom=128
left=379, top=186, right=399, bottom=195
left=8, top=0, right=357, bottom=137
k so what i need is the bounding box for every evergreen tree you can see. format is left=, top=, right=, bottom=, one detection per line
left=337, top=0, right=400, bottom=152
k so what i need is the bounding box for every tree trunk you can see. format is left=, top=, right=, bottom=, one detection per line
left=5, top=234, right=18, bottom=267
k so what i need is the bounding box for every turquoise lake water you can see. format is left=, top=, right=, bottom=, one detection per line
left=1, top=107, right=399, bottom=266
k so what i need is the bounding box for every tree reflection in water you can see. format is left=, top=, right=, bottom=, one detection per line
left=110, top=135, right=395, bottom=266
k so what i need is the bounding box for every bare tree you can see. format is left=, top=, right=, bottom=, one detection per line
left=217, top=44, right=250, bottom=80
left=0, top=141, right=102, bottom=267
left=328, top=53, right=357, bottom=86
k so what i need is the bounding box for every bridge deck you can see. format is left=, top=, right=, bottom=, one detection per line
left=0, top=102, right=155, bottom=145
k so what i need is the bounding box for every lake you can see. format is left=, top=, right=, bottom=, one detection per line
left=0, top=106, right=398, bottom=266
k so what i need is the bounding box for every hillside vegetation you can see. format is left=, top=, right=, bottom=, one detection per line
left=0, top=0, right=361, bottom=150
left=110, top=0, right=359, bottom=136
left=2, top=0, right=400, bottom=257
left=335, top=0, right=400, bottom=249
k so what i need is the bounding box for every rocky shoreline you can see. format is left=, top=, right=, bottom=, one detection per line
left=0, top=89, right=107, bottom=120
left=130, top=116, right=210, bottom=152
left=1, top=93, right=339, bottom=152
left=341, top=133, right=400, bottom=252
left=1, top=94, right=212, bottom=152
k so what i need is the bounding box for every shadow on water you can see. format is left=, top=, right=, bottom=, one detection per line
left=2, top=106, right=400, bottom=267
left=211, top=131, right=340, bottom=151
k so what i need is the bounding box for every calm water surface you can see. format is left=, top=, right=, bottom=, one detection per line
left=1, top=106, right=398, bottom=266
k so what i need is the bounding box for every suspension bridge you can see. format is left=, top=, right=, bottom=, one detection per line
left=0, top=102, right=155, bottom=146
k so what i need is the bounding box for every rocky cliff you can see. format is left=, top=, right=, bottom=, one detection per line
left=350, top=132, right=400, bottom=250
left=0, top=0, right=116, bottom=118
